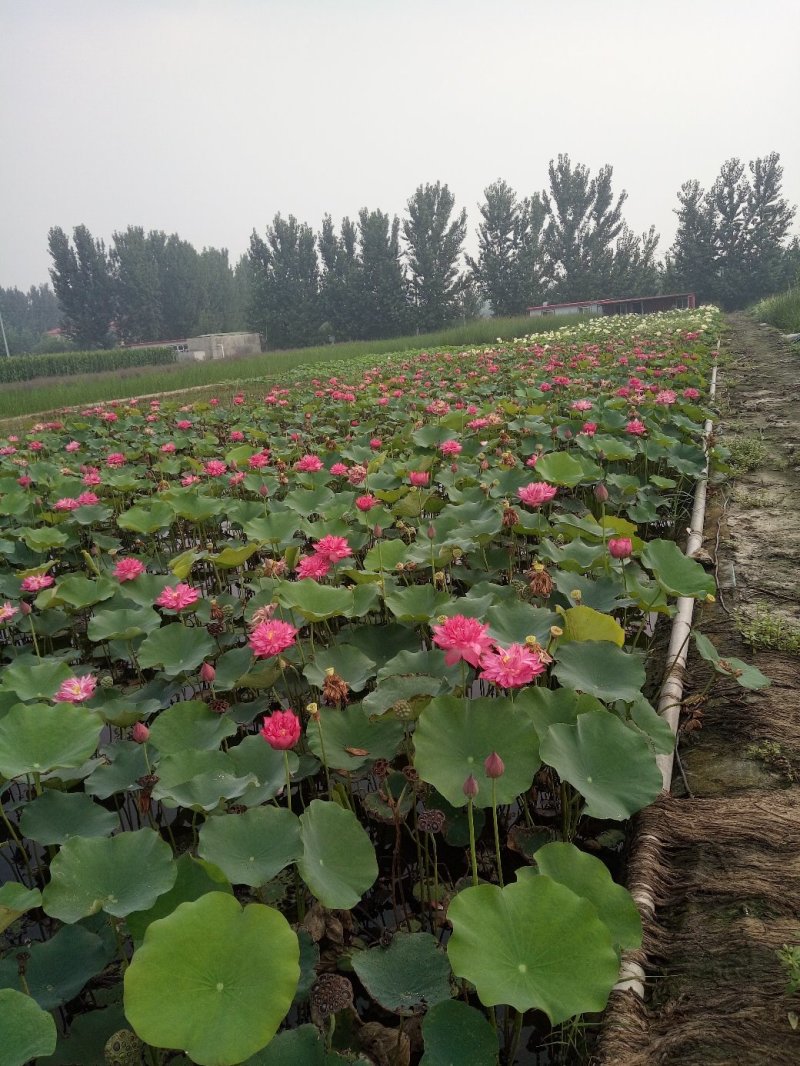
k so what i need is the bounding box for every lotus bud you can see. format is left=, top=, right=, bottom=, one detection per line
left=427, top=524, right=436, bottom=539
left=594, top=483, right=609, bottom=502
left=373, top=525, right=383, bottom=539
left=462, top=774, right=479, bottom=799
left=131, top=722, right=150, bottom=744
left=258, top=484, right=269, bottom=498
left=200, top=662, right=216, bottom=683
left=484, top=751, right=505, bottom=779
left=608, top=537, right=633, bottom=560
left=19, top=601, right=32, bottom=616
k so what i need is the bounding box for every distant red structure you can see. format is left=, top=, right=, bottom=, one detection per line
left=527, top=293, right=696, bottom=318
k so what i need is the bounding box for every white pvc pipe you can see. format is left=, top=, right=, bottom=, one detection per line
left=655, top=358, right=718, bottom=791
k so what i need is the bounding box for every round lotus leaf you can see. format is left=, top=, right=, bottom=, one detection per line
left=226, top=735, right=300, bottom=806
left=0, top=987, right=57, bottom=1065
left=447, top=878, right=618, bottom=1023
left=198, top=807, right=302, bottom=887
left=147, top=700, right=238, bottom=754
left=352, top=932, right=452, bottom=1015
left=297, top=800, right=378, bottom=909
left=0, top=658, right=73, bottom=701
left=538, top=710, right=662, bottom=821
left=552, top=641, right=645, bottom=703
left=42, top=828, right=177, bottom=922
left=420, top=999, right=498, bottom=1066
left=0, top=923, right=112, bottom=1010
left=0, top=702, right=102, bottom=778
left=124, top=892, right=299, bottom=1066
left=641, top=538, right=716, bottom=599
left=19, top=789, right=117, bottom=845
left=560, top=605, right=624, bottom=647
left=0, top=883, right=41, bottom=934
left=521, top=841, right=642, bottom=951
left=305, top=705, right=404, bottom=772
left=87, top=606, right=161, bottom=642
left=151, top=749, right=257, bottom=811
left=303, top=644, right=377, bottom=692
left=137, top=623, right=216, bottom=676
left=413, top=696, right=540, bottom=808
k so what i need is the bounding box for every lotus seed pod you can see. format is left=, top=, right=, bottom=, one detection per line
left=104, top=1030, right=143, bottom=1066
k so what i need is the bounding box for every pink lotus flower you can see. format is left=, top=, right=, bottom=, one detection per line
left=114, top=558, right=146, bottom=582
left=329, top=462, right=348, bottom=476
left=517, top=482, right=558, bottom=507
left=580, top=422, right=598, bottom=436
left=409, top=471, right=430, bottom=487
left=608, top=537, right=633, bottom=559
left=432, top=615, right=494, bottom=668
left=76, top=492, right=100, bottom=506
left=295, top=454, right=323, bottom=472
left=199, top=662, right=216, bottom=683
left=204, top=460, right=227, bottom=477
left=106, top=452, right=126, bottom=467
left=55, top=674, right=97, bottom=703
left=131, top=722, right=150, bottom=743
left=347, top=464, right=367, bottom=486
left=229, top=430, right=244, bottom=442
left=0, top=602, right=18, bottom=624
left=249, top=619, right=298, bottom=658
left=17, top=475, right=32, bottom=487
left=82, top=469, right=102, bottom=486
left=570, top=399, right=593, bottom=412
left=65, top=441, right=81, bottom=452
left=21, top=574, right=54, bottom=592
left=625, top=419, right=647, bottom=436
left=440, top=440, right=462, bottom=456
left=156, top=583, right=200, bottom=610
left=655, top=390, right=677, bottom=405
left=479, top=643, right=547, bottom=688
left=181, top=474, right=201, bottom=487
left=313, top=535, right=352, bottom=564
left=176, top=420, right=193, bottom=430
left=53, top=497, right=80, bottom=511
left=683, top=387, right=701, bottom=400
left=260, top=709, right=301, bottom=750
left=160, top=442, right=176, bottom=453
left=249, top=451, right=270, bottom=470
left=356, top=494, right=379, bottom=512
left=295, top=554, right=332, bottom=580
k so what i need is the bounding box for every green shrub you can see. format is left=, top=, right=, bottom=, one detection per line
left=750, top=286, right=800, bottom=333
left=0, top=346, right=176, bottom=384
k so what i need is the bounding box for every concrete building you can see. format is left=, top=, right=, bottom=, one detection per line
left=527, top=292, right=696, bottom=318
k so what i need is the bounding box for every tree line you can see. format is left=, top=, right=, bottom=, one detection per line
left=2, top=151, right=797, bottom=355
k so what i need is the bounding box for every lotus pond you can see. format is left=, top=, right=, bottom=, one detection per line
left=0, top=306, right=762, bottom=1066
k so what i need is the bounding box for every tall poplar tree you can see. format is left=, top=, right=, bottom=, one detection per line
left=402, top=182, right=468, bottom=331
left=248, top=214, right=321, bottom=349
left=48, top=225, right=115, bottom=347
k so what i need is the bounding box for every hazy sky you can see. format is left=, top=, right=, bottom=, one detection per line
left=2, top=0, right=799, bottom=290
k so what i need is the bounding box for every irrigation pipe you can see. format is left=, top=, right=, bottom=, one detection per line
left=614, top=341, right=719, bottom=999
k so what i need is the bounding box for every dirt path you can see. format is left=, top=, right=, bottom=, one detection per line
left=595, top=313, right=800, bottom=1065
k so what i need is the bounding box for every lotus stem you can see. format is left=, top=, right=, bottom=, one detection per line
left=283, top=750, right=292, bottom=811
left=491, top=780, right=504, bottom=887
left=467, top=797, right=479, bottom=887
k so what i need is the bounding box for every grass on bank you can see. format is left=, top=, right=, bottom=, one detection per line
left=751, top=285, right=800, bottom=333
left=0, top=313, right=575, bottom=422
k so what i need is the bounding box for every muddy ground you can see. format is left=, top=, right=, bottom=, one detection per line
left=595, top=314, right=800, bottom=1065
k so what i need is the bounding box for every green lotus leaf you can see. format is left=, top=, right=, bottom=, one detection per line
left=413, top=696, right=540, bottom=808
left=273, top=579, right=354, bottom=621
left=0, top=658, right=73, bottom=701
left=297, top=800, right=378, bottom=909
left=521, top=841, right=642, bottom=951
left=551, top=570, right=624, bottom=612
left=446, top=878, right=618, bottom=1023
left=124, top=893, right=299, bottom=1066
left=0, top=987, right=57, bottom=1065
left=693, top=631, right=771, bottom=690
left=169, top=493, right=225, bottom=523
left=53, top=574, right=117, bottom=609
left=641, top=538, right=716, bottom=599
left=242, top=511, right=300, bottom=546
left=19, top=526, right=71, bottom=552
left=305, top=705, right=404, bottom=771
left=198, top=807, right=302, bottom=888
left=19, top=789, right=117, bottom=845
left=363, top=538, right=408, bottom=572
left=208, top=543, right=260, bottom=568
left=352, top=932, right=452, bottom=1015
left=247, top=1023, right=366, bottom=1065
left=39, top=1004, right=127, bottom=1066
left=151, top=749, right=257, bottom=811
left=117, top=501, right=174, bottom=533
left=420, top=1000, right=499, bottom=1066
left=169, top=547, right=206, bottom=580
left=383, top=583, right=452, bottom=622
left=126, top=852, right=233, bottom=945
left=0, top=923, right=112, bottom=1010
left=212, top=646, right=253, bottom=689
left=227, top=735, right=300, bottom=806
left=361, top=674, right=445, bottom=717
left=0, top=703, right=102, bottom=778
left=539, top=710, right=662, bottom=820
left=515, top=686, right=605, bottom=739
left=552, top=641, right=645, bottom=702
left=0, top=883, right=42, bottom=934
left=560, top=605, right=625, bottom=647
left=87, top=605, right=161, bottom=642
left=624, top=693, right=676, bottom=755
left=533, top=451, right=598, bottom=487
left=283, top=486, right=336, bottom=515
left=84, top=740, right=149, bottom=800
left=485, top=602, right=559, bottom=646
left=303, top=644, right=377, bottom=692
left=147, top=700, right=238, bottom=755
left=42, top=828, right=177, bottom=922
left=137, top=623, right=216, bottom=675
